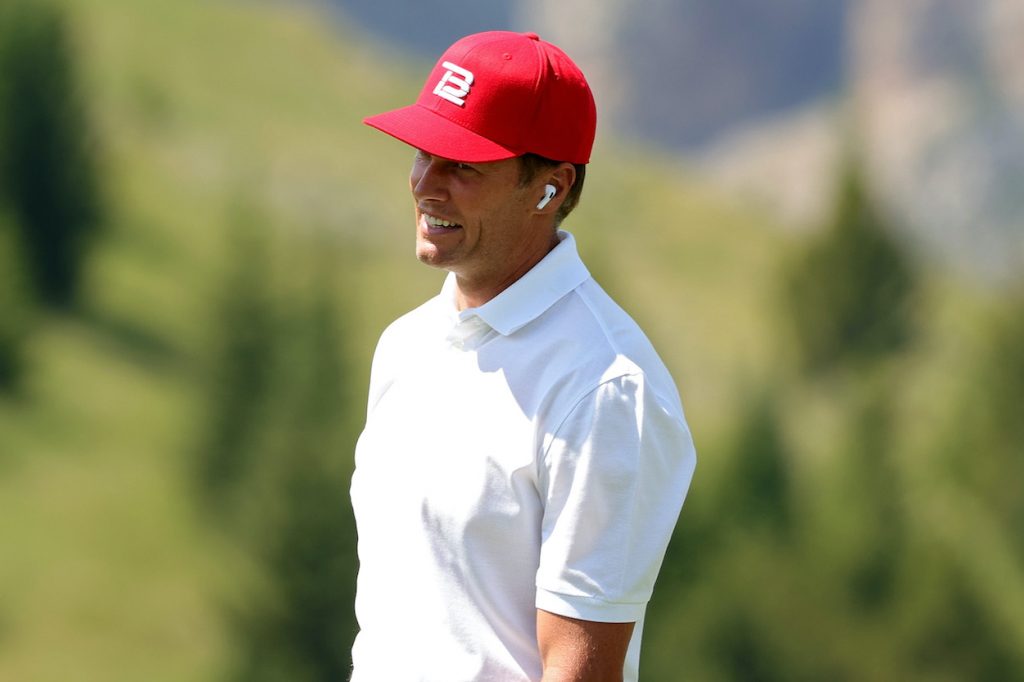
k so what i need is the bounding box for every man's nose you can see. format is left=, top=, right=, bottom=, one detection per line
left=410, top=159, right=447, bottom=201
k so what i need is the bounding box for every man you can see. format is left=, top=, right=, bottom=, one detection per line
left=351, top=31, right=696, bottom=682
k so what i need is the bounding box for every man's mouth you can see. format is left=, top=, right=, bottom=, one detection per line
left=423, top=213, right=463, bottom=230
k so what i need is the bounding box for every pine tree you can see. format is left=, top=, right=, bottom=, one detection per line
left=716, top=386, right=793, bottom=540
left=231, top=243, right=359, bottom=682
left=195, top=204, right=277, bottom=510
left=197, top=214, right=360, bottom=680
left=0, top=0, right=102, bottom=306
left=783, top=157, right=916, bottom=376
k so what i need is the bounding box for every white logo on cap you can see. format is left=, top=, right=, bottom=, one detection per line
left=433, top=61, right=474, bottom=107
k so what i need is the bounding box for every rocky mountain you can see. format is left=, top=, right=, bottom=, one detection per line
left=701, top=0, right=1024, bottom=279
left=850, top=0, right=1024, bottom=278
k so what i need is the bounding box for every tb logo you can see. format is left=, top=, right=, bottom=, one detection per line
left=433, top=61, right=474, bottom=107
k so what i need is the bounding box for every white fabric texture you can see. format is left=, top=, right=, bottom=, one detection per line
left=350, top=231, right=696, bottom=681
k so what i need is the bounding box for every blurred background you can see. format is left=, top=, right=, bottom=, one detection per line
left=0, top=0, right=1021, bottom=680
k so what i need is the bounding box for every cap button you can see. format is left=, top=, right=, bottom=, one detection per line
left=523, top=32, right=540, bottom=41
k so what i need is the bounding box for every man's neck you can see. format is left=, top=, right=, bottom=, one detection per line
left=452, top=232, right=560, bottom=311
left=454, top=275, right=512, bottom=311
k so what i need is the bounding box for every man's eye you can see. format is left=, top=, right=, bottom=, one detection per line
left=455, top=162, right=474, bottom=171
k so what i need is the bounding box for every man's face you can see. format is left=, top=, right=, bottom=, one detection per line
left=410, top=150, right=554, bottom=297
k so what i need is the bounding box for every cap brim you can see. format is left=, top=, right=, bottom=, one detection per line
left=364, top=104, right=520, bottom=163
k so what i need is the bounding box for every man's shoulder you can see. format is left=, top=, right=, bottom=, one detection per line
left=548, top=278, right=664, bottom=369
left=527, top=277, right=683, bottom=409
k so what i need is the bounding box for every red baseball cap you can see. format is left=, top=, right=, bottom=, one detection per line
left=364, top=31, right=596, bottom=164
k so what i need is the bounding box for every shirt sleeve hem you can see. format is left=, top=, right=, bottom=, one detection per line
left=535, top=588, right=646, bottom=623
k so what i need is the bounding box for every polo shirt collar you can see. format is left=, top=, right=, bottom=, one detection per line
left=440, top=230, right=591, bottom=337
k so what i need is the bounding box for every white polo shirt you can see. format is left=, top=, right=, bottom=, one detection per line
left=350, top=231, right=696, bottom=682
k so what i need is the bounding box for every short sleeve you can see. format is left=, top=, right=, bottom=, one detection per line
left=535, top=372, right=696, bottom=623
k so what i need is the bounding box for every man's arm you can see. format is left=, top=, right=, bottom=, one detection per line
left=536, top=609, right=635, bottom=682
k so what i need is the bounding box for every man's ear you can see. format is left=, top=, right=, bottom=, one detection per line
left=534, top=163, right=576, bottom=214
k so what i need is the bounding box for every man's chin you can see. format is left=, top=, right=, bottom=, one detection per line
left=415, top=245, right=454, bottom=270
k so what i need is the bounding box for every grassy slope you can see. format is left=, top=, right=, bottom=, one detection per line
left=0, top=0, right=784, bottom=679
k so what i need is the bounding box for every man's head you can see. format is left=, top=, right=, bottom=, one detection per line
left=363, top=31, right=595, bottom=305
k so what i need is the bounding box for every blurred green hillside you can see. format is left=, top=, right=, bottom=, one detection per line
left=1, top=0, right=1022, bottom=681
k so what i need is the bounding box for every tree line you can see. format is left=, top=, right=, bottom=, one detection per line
left=642, top=152, right=1024, bottom=681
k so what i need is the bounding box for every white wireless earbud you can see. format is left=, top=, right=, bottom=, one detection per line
left=536, top=184, right=557, bottom=210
